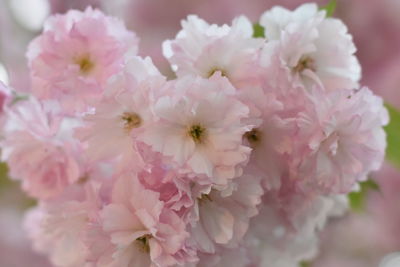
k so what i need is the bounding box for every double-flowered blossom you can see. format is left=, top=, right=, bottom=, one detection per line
left=163, top=15, right=264, bottom=88
left=27, top=7, right=138, bottom=113
left=242, top=194, right=348, bottom=267
left=141, top=74, right=252, bottom=185
left=24, top=182, right=102, bottom=267
left=1, top=97, right=82, bottom=199
left=0, top=3, right=389, bottom=267
left=294, top=87, right=388, bottom=194
left=260, top=3, right=361, bottom=91
left=96, top=173, right=190, bottom=267
left=188, top=174, right=263, bottom=254
left=77, top=56, right=165, bottom=172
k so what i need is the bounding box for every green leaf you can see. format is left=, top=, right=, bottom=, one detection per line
left=10, top=91, right=29, bottom=105
left=0, top=162, right=11, bottom=188
left=348, top=179, right=379, bottom=212
left=0, top=162, right=37, bottom=208
left=385, top=103, right=400, bottom=168
left=319, top=0, right=337, bottom=17
left=300, top=261, right=311, bottom=267
left=253, top=23, right=265, bottom=38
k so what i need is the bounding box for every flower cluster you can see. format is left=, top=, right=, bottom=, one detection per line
left=0, top=4, right=388, bottom=267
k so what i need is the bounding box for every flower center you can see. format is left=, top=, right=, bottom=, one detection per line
left=198, top=193, right=212, bottom=205
left=77, top=174, right=89, bottom=184
left=188, top=124, right=206, bottom=144
left=244, top=128, right=261, bottom=146
left=207, top=67, right=227, bottom=78
left=135, top=234, right=152, bottom=253
left=121, top=112, right=142, bottom=131
left=75, top=55, right=95, bottom=75
left=293, top=56, right=316, bottom=73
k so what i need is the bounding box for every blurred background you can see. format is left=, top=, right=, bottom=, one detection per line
left=0, top=0, right=399, bottom=266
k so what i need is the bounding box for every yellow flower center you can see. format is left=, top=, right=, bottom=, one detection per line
left=77, top=175, right=89, bottom=184
left=188, top=124, right=206, bottom=144
left=293, top=56, right=316, bottom=73
left=121, top=112, right=142, bottom=131
left=74, top=55, right=95, bottom=75
left=207, top=67, right=227, bottom=78
left=135, top=234, right=152, bottom=253
left=198, top=193, right=212, bottom=205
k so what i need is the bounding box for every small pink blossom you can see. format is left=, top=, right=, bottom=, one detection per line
left=260, top=3, right=361, bottom=91
left=137, top=153, right=194, bottom=217
left=27, top=7, right=139, bottom=113
left=2, top=133, right=80, bottom=199
left=294, top=87, right=388, bottom=194
left=1, top=98, right=81, bottom=199
left=97, top=172, right=190, bottom=267
left=243, top=191, right=347, bottom=267
left=77, top=56, right=165, bottom=172
left=24, top=183, right=102, bottom=267
left=163, top=15, right=263, bottom=88
left=189, top=174, right=263, bottom=254
left=240, top=86, right=296, bottom=190
left=141, top=74, right=251, bottom=185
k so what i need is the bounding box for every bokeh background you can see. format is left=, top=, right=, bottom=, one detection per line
left=0, top=0, right=399, bottom=266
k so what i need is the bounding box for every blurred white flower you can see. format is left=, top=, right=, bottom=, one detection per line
left=0, top=63, right=9, bottom=85
left=380, top=253, right=400, bottom=267
left=9, top=0, right=50, bottom=31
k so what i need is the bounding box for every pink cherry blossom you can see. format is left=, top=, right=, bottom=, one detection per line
left=97, top=172, right=190, bottom=267
left=2, top=133, right=80, bottom=200
left=294, top=87, right=388, bottom=194
left=27, top=7, right=139, bottom=113
left=244, top=192, right=347, bottom=267
left=25, top=204, right=88, bottom=267
left=189, top=173, right=263, bottom=254
left=141, top=74, right=251, bottom=185
left=24, top=182, right=102, bottom=267
left=0, top=98, right=82, bottom=199
left=137, top=153, right=194, bottom=217
left=260, top=3, right=361, bottom=91
left=163, top=15, right=264, bottom=88
left=77, top=56, right=165, bottom=172
left=240, top=86, right=296, bottom=190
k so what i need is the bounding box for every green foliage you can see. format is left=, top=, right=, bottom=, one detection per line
left=0, top=162, right=11, bottom=188
left=300, top=261, right=311, bottom=267
left=319, top=0, right=337, bottom=17
left=348, top=179, right=379, bottom=212
left=385, top=103, right=400, bottom=168
left=0, top=162, right=37, bottom=208
left=10, top=92, right=29, bottom=105
left=253, top=23, right=265, bottom=38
